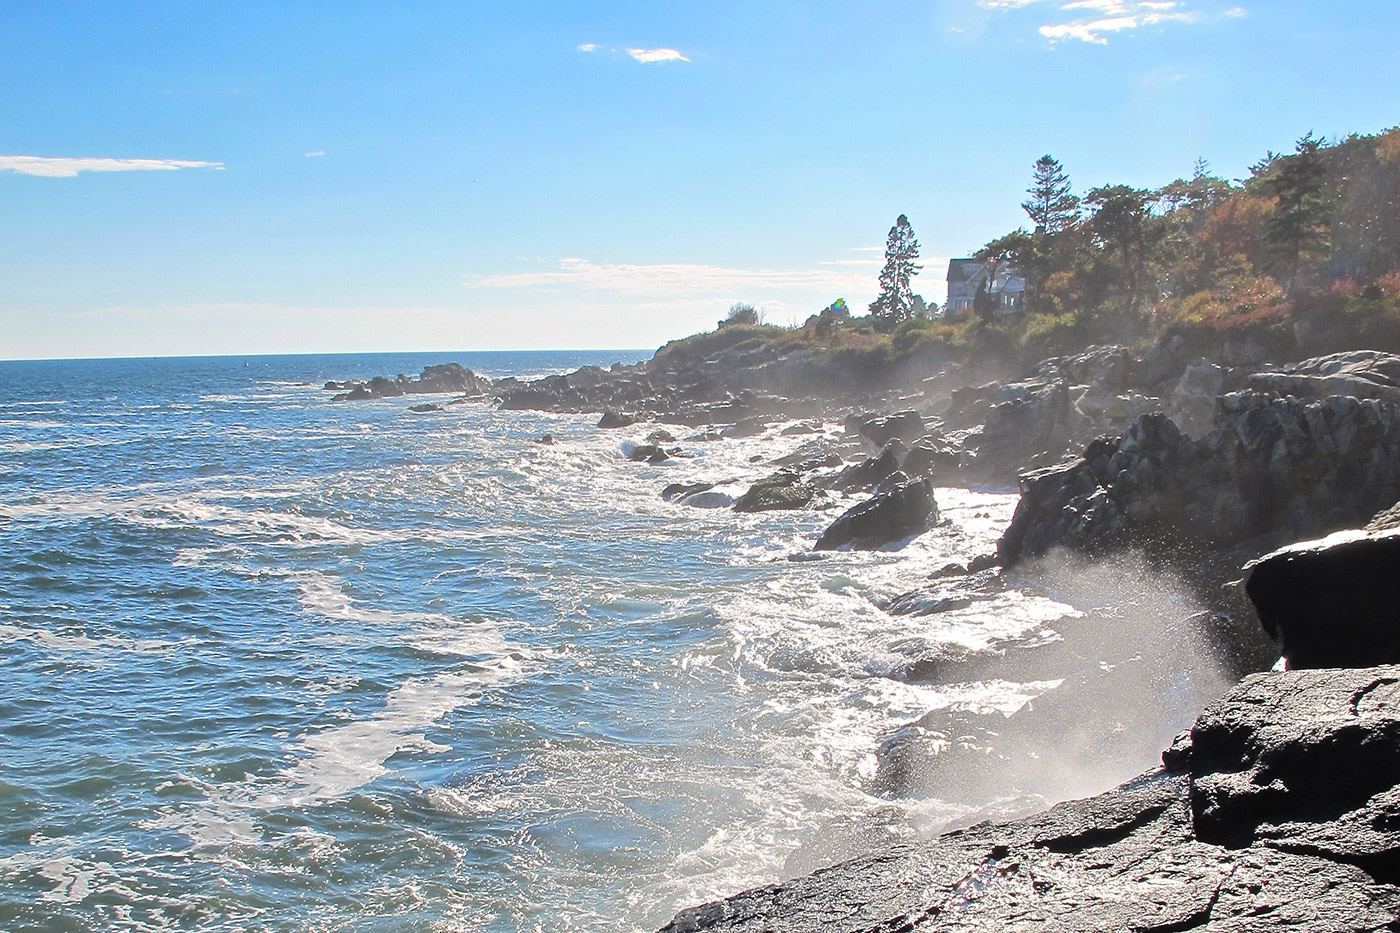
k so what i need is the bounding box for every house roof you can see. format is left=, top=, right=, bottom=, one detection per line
left=946, top=259, right=981, bottom=283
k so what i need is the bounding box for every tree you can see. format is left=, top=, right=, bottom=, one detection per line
left=869, top=214, right=922, bottom=327
left=973, top=279, right=995, bottom=322
left=1084, top=184, right=1153, bottom=321
left=1264, top=131, right=1330, bottom=293
left=976, top=229, right=1035, bottom=283
left=1022, top=155, right=1080, bottom=235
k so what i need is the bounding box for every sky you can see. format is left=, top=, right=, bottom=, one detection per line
left=2, top=1, right=1399, bottom=359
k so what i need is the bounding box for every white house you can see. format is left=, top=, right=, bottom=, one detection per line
left=944, top=259, right=1026, bottom=316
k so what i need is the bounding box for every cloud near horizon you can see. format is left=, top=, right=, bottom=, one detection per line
left=466, top=256, right=878, bottom=299
left=0, top=155, right=224, bottom=178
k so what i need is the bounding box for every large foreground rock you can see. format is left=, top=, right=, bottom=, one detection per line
left=660, top=666, right=1400, bottom=931
left=1245, top=527, right=1400, bottom=669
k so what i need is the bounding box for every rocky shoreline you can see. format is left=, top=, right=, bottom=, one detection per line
left=660, top=523, right=1400, bottom=930
left=327, top=338, right=1400, bottom=930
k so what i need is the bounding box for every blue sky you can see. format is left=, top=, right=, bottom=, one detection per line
left=2, top=1, right=1398, bottom=359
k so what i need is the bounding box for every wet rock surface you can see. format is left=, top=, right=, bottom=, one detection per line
left=660, top=667, right=1400, bottom=932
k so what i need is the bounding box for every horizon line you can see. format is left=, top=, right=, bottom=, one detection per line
left=0, top=347, right=655, bottom=365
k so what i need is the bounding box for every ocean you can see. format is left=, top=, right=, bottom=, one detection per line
left=0, top=351, right=1225, bottom=932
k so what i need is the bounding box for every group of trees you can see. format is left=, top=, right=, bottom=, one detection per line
left=761, top=125, right=1399, bottom=361
left=958, top=127, right=1400, bottom=356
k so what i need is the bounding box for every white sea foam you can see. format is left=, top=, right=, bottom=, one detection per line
left=0, top=623, right=174, bottom=655
left=154, top=572, right=528, bottom=852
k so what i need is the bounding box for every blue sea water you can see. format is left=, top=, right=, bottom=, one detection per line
left=0, top=352, right=1214, bottom=931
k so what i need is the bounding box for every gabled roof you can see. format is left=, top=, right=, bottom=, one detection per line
left=946, top=259, right=981, bottom=283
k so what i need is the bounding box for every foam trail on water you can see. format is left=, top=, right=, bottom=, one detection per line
left=158, top=572, right=528, bottom=850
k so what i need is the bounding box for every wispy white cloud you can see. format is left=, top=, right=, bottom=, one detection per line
left=577, top=42, right=598, bottom=52
left=304, top=149, right=326, bottom=158
left=466, top=256, right=873, bottom=298
left=625, top=47, right=690, bottom=63
left=0, top=155, right=224, bottom=178
left=982, top=0, right=1199, bottom=45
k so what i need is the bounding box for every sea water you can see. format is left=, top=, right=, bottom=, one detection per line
left=0, top=352, right=1215, bottom=932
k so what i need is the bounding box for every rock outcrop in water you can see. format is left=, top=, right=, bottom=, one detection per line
left=733, top=471, right=823, bottom=513
left=326, top=363, right=490, bottom=401
left=661, top=663, right=1400, bottom=932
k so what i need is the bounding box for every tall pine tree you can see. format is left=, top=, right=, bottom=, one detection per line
left=1265, top=131, right=1330, bottom=293
left=1022, top=155, right=1080, bottom=235
left=869, top=214, right=921, bottom=327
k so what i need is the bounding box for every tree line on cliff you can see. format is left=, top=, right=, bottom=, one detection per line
left=957, top=126, right=1400, bottom=361
left=660, top=125, right=1400, bottom=377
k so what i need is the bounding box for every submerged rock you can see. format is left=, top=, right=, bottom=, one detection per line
left=814, top=478, right=936, bottom=550
left=662, top=481, right=716, bottom=501
left=680, top=490, right=734, bottom=509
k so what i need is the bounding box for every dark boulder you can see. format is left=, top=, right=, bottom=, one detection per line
left=598, top=410, right=638, bottom=429
left=1245, top=528, right=1400, bottom=669
left=1188, top=666, right=1400, bottom=873
left=627, top=444, right=675, bottom=463
left=326, top=363, right=490, bottom=401
left=814, top=478, right=936, bottom=550
left=662, top=481, right=716, bottom=501
left=857, top=410, right=924, bottom=447
left=412, top=363, right=490, bottom=396
left=827, top=440, right=904, bottom=491
left=407, top=403, right=442, bottom=413
left=901, top=435, right=965, bottom=480
left=369, top=375, right=405, bottom=397
left=733, top=472, right=819, bottom=513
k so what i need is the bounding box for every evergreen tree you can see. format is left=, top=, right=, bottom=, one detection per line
left=1084, top=184, right=1153, bottom=320
left=868, top=214, right=921, bottom=327
left=1022, top=155, right=1080, bottom=235
left=1265, top=131, right=1330, bottom=293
